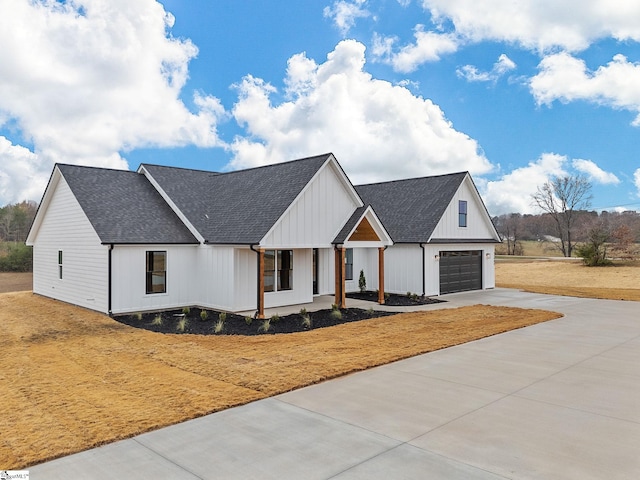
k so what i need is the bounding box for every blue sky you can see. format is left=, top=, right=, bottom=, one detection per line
left=1, top=0, right=640, bottom=215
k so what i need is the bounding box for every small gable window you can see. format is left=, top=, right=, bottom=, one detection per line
left=345, top=248, right=354, bottom=281
left=459, top=200, right=468, bottom=227
left=58, top=250, right=63, bottom=279
left=264, top=250, right=293, bottom=292
left=146, top=251, right=166, bottom=294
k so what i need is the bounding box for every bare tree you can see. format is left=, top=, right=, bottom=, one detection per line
left=531, top=175, right=592, bottom=257
left=495, top=213, right=523, bottom=255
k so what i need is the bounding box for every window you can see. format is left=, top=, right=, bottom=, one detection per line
left=264, top=250, right=293, bottom=292
left=146, top=251, right=166, bottom=294
left=345, top=248, right=353, bottom=281
left=458, top=200, right=468, bottom=227
left=58, top=250, right=63, bottom=279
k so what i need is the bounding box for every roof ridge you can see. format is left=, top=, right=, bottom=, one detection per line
left=57, top=163, right=136, bottom=174
left=356, top=171, right=467, bottom=188
left=141, top=153, right=333, bottom=178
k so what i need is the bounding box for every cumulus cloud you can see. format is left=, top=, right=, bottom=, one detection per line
left=0, top=0, right=225, bottom=203
left=572, top=159, right=620, bottom=185
left=0, top=137, right=46, bottom=205
left=530, top=53, right=640, bottom=125
left=324, top=0, right=370, bottom=35
left=372, top=27, right=458, bottom=72
left=481, top=153, right=569, bottom=215
left=457, top=54, right=516, bottom=83
left=229, top=40, right=492, bottom=183
left=422, top=0, right=640, bottom=52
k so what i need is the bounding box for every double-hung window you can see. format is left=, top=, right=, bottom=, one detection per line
left=459, top=200, right=468, bottom=227
left=264, top=250, right=293, bottom=292
left=345, top=248, right=353, bottom=281
left=146, top=251, right=167, bottom=294
left=58, top=250, right=63, bottom=279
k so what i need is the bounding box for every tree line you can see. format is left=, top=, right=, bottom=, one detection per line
left=0, top=201, right=38, bottom=271
left=493, top=175, right=639, bottom=264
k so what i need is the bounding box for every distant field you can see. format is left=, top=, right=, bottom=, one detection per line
left=496, top=239, right=566, bottom=257
left=0, top=272, right=32, bottom=293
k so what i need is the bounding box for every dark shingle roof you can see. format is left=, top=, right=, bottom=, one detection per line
left=58, top=164, right=198, bottom=244
left=355, top=172, right=467, bottom=243
left=141, top=153, right=332, bottom=244
left=333, top=206, right=367, bottom=244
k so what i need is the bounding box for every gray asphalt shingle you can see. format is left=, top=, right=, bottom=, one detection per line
left=141, top=153, right=332, bottom=244
left=355, top=172, right=467, bottom=243
left=58, top=164, right=198, bottom=244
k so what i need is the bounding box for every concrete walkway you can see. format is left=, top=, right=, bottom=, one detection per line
left=30, top=289, right=640, bottom=479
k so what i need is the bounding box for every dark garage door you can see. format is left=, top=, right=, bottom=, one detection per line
left=439, top=250, right=482, bottom=294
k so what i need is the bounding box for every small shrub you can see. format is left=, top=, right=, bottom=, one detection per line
left=301, top=314, right=312, bottom=329
left=213, top=318, right=224, bottom=334
left=219, top=312, right=227, bottom=323
left=151, top=314, right=163, bottom=326
left=367, top=307, right=375, bottom=316
left=182, top=307, right=191, bottom=315
left=176, top=317, right=188, bottom=333
left=406, top=291, right=412, bottom=298
left=200, top=310, right=209, bottom=321
left=299, top=307, right=307, bottom=316
left=258, top=319, right=271, bottom=333
left=245, top=316, right=253, bottom=325
left=270, top=313, right=280, bottom=323
left=330, top=308, right=342, bottom=320
left=134, top=312, right=143, bottom=321
left=358, top=270, right=367, bottom=293
left=384, top=292, right=390, bottom=301
left=411, top=293, right=419, bottom=301
left=331, top=303, right=339, bottom=311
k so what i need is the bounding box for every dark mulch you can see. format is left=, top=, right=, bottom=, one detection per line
left=114, top=307, right=397, bottom=336
left=347, top=291, right=445, bottom=306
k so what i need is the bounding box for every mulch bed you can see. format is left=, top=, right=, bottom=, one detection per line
left=347, top=290, right=445, bottom=306
left=114, top=307, right=397, bottom=336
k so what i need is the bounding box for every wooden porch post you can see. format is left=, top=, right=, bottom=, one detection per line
left=334, top=246, right=346, bottom=309
left=340, top=247, right=346, bottom=308
left=256, top=248, right=265, bottom=319
left=378, top=247, right=385, bottom=305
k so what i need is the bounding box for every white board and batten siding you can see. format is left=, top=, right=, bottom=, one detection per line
left=430, top=176, right=497, bottom=241
left=31, top=176, right=109, bottom=312
left=261, top=161, right=360, bottom=248
left=110, top=245, right=199, bottom=315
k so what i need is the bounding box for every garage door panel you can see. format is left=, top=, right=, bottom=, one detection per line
left=439, top=250, right=482, bottom=294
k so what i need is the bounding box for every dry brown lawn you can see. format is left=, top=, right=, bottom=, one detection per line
left=0, top=272, right=32, bottom=293
left=0, top=291, right=560, bottom=469
left=496, top=260, right=640, bottom=301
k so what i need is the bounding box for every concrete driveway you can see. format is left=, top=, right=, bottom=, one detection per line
left=30, top=289, right=640, bottom=479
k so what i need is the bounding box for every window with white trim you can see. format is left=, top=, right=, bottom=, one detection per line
left=459, top=200, right=468, bottom=227
left=264, top=250, right=293, bottom=292
left=345, top=248, right=353, bottom=281
left=146, top=251, right=166, bottom=294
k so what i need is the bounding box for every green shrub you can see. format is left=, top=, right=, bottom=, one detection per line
left=358, top=270, right=366, bottom=292
left=301, top=314, right=312, bottom=329
left=270, top=314, right=280, bottom=323
left=0, top=243, right=32, bottom=272
left=245, top=316, right=253, bottom=325
left=330, top=308, right=342, bottom=320
left=151, top=314, right=163, bottom=326
left=219, top=312, right=227, bottom=322
left=182, top=306, right=191, bottom=315
left=134, top=312, right=143, bottom=321
left=299, top=307, right=307, bottom=316
left=200, top=310, right=209, bottom=321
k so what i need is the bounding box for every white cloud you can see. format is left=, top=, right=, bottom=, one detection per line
left=481, top=153, right=568, bottom=215
left=530, top=52, right=640, bottom=125
left=0, top=0, right=225, bottom=203
left=457, top=54, right=516, bottom=83
left=229, top=40, right=492, bottom=183
left=634, top=168, right=640, bottom=197
left=0, top=137, right=46, bottom=205
left=572, top=159, right=620, bottom=184
left=324, top=0, right=370, bottom=36
left=422, top=0, right=640, bottom=52
left=372, top=27, right=458, bottom=72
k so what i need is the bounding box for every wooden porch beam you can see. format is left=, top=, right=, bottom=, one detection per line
left=334, top=247, right=346, bottom=309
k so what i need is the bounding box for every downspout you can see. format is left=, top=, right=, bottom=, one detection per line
left=249, top=244, right=261, bottom=317
left=108, top=244, right=114, bottom=316
left=419, top=243, right=426, bottom=297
